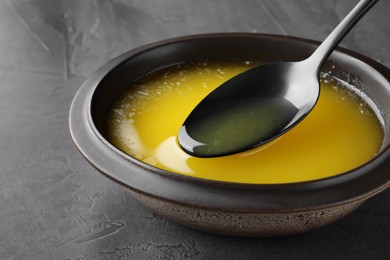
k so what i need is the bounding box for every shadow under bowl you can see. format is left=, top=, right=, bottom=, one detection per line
left=69, top=33, right=390, bottom=237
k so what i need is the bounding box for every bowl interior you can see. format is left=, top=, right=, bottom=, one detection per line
left=91, top=34, right=390, bottom=152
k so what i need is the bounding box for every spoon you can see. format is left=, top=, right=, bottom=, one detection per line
left=178, top=0, right=379, bottom=158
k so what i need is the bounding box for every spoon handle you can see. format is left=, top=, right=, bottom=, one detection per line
left=308, top=0, right=379, bottom=71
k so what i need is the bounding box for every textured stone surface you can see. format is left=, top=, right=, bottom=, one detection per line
left=0, top=0, right=389, bottom=259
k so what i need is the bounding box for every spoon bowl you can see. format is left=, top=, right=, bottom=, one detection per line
left=179, top=61, right=319, bottom=157
left=179, top=0, right=379, bottom=157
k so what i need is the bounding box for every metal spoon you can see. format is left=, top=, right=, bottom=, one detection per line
left=178, top=0, right=379, bottom=158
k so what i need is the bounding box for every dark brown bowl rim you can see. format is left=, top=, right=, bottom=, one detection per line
left=69, top=33, right=390, bottom=213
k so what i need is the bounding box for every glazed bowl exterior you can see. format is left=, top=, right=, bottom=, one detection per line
left=69, top=33, right=390, bottom=237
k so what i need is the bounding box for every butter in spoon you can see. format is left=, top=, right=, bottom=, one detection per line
left=178, top=0, right=379, bottom=158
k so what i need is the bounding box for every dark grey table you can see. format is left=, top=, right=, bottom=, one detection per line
left=1, top=1, right=389, bottom=259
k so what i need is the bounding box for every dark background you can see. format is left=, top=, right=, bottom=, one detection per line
left=0, top=0, right=389, bottom=259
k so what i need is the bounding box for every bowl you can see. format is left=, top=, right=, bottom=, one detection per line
left=69, top=33, right=390, bottom=237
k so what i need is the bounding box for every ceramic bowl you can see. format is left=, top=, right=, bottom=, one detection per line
left=69, top=33, right=390, bottom=237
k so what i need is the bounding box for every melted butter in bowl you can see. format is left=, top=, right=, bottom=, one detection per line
left=107, top=61, right=383, bottom=184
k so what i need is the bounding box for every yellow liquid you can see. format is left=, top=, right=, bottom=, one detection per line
left=108, top=62, right=383, bottom=184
